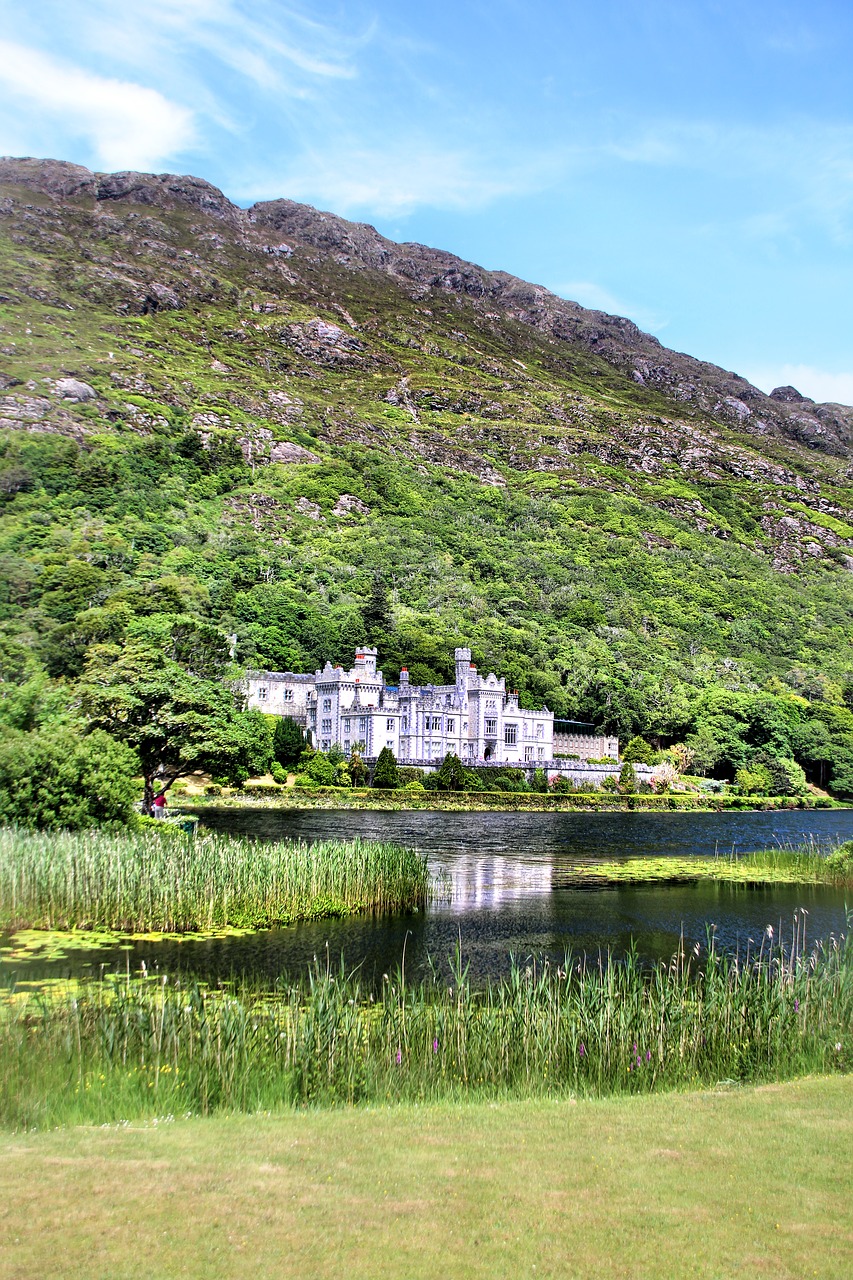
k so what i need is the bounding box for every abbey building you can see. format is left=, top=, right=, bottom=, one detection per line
left=245, top=646, right=619, bottom=766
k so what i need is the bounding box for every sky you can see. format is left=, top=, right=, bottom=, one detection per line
left=1, top=0, right=852, bottom=404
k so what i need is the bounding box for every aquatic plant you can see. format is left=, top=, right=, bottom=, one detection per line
left=565, top=838, right=853, bottom=886
left=1, top=921, right=849, bottom=1128
left=0, top=827, right=430, bottom=932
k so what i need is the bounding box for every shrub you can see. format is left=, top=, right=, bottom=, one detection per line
left=736, top=764, right=774, bottom=796
left=435, top=753, right=466, bottom=791
left=622, top=735, right=654, bottom=765
left=618, top=762, right=637, bottom=794
left=270, top=761, right=288, bottom=784
left=825, top=841, right=853, bottom=874
left=0, top=726, right=139, bottom=830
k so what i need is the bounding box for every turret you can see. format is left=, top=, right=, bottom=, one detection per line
left=354, top=646, right=378, bottom=677
left=455, top=647, right=472, bottom=689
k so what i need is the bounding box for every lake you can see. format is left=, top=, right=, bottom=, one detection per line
left=3, top=807, right=851, bottom=987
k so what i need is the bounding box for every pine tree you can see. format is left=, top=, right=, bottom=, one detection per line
left=618, top=762, right=637, bottom=794
left=273, top=715, right=305, bottom=768
left=436, top=752, right=465, bottom=791
left=372, top=745, right=399, bottom=789
left=363, top=572, right=392, bottom=642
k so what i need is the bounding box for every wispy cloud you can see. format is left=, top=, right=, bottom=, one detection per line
left=746, top=364, right=853, bottom=408
left=0, top=39, right=194, bottom=169
left=549, top=280, right=668, bottom=334
left=602, top=117, right=853, bottom=247
left=246, top=142, right=559, bottom=217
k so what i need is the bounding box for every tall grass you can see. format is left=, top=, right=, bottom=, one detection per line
left=0, top=828, right=431, bottom=932
left=2, top=920, right=849, bottom=1128
left=735, top=837, right=853, bottom=883
left=572, top=839, right=853, bottom=885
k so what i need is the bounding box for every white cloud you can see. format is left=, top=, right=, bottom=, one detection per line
left=549, top=280, right=668, bottom=334
left=247, top=145, right=554, bottom=217
left=745, top=364, right=853, bottom=408
left=0, top=40, right=194, bottom=170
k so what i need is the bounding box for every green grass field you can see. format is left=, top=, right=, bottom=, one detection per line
left=1, top=1077, right=850, bottom=1279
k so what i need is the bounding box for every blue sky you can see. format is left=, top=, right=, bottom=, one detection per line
left=2, top=0, right=852, bottom=403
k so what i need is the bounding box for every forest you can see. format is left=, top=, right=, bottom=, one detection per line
left=1, top=159, right=853, bottom=815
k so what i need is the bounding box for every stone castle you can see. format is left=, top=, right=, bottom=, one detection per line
left=245, top=646, right=619, bottom=769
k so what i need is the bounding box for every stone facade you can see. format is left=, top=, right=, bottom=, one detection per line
left=246, top=646, right=619, bottom=767
left=553, top=721, right=619, bottom=761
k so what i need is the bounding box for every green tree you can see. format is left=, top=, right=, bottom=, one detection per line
left=349, top=748, right=368, bottom=787
left=273, top=715, right=305, bottom=768
left=372, top=746, right=399, bottom=789
left=735, top=763, right=774, bottom=796
left=362, top=572, right=392, bottom=642
left=621, top=735, right=655, bottom=765
left=81, top=644, right=272, bottom=810
left=752, top=752, right=807, bottom=796
left=295, top=751, right=339, bottom=787
left=0, top=726, right=139, bottom=829
left=435, top=752, right=466, bottom=791
left=618, top=762, right=637, bottom=794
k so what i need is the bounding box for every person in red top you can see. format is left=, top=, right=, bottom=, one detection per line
left=152, top=790, right=168, bottom=819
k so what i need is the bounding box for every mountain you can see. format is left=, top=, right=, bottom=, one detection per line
left=1, top=156, right=853, bottom=772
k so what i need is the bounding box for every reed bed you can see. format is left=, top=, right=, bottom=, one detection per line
left=2, top=920, right=850, bottom=1128
left=0, top=828, right=431, bottom=932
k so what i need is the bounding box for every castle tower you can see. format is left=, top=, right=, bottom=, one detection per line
left=455, top=647, right=472, bottom=690
left=354, top=646, right=378, bottom=677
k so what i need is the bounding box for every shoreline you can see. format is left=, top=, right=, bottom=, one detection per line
left=181, top=787, right=848, bottom=814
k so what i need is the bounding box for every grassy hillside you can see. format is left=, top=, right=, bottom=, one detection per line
left=1, top=158, right=853, bottom=790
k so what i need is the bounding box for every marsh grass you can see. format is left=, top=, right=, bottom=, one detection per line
left=567, top=839, right=853, bottom=886
left=2, top=921, right=849, bottom=1128
left=0, top=828, right=431, bottom=932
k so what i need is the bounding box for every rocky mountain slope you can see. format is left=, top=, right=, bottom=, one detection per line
left=1, top=156, right=852, bottom=737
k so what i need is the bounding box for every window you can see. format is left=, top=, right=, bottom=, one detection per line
left=486, top=698, right=496, bottom=711
left=386, top=718, right=395, bottom=731
left=524, top=746, right=534, bottom=761
left=447, top=719, right=455, bottom=733
left=504, top=724, right=517, bottom=745
left=309, top=710, right=316, bottom=723
left=323, top=698, right=332, bottom=711
left=430, top=716, right=441, bottom=731
left=321, top=718, right=332, bottom=734
left=343, top=718, right=351, bottom=733
left=283, top=688, right=294, bottom=703
left=358, top=717, right=367, bottom=733
left=537, top=746, right=544, bottom=759
left=387, top=741, right=394, bottom=750
left=343, top=740, right=350, bottom=752
left=402, top=717, right=408, bottom=731
left=485, top=718, right=497, bottom=735
left=321, top=740, right=330, bottom=751
left=257, top=687, right=268, bottom=701
left=536, top=723, right=544, bottom=739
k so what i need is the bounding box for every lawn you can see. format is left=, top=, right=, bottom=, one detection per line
left=1, top=1076, right=850, bottom=1279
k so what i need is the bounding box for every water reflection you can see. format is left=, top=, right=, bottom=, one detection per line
left=2, top=807, right=851, bottom=987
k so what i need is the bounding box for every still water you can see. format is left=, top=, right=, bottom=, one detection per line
left=4, top=808, right=852, bottom=987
